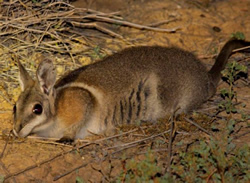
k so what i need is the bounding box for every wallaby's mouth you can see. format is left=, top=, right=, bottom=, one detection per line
left=12, top=127, right=29, bottom=138
left=12, top=124, right=29, bottom=138
left=16, top=116, right=47, bottom=138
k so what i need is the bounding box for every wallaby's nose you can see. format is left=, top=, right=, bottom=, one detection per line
left=13, top=123, right=27, bottom=137
left=13, top=122, right=22, bottom=136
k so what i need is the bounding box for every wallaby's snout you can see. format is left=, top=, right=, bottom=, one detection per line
left=12, top=118, right=21, bottom=137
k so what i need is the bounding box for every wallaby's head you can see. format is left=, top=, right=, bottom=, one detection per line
left=13, top=59, right=57, bottom=138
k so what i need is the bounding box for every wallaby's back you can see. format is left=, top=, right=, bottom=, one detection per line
left=56, top=46, right=210, bottom=128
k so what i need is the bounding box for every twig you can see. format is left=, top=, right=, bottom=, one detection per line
left=32, top=139, right=73, bottom=148
left=84, top=15, right=181, bottom=33
left=167, top=114, right=175, bottom=174
left=53, top=31, right=76, bottom=66
left=1, top=23, right=57, bottom=37
left=111, top=143, right=140, bottom=155
left=95, top=128, right=140, bottom=142
left=184, top=117, right=213, bottom=136
left=17, top=0, right=29, bottom=10
left=0, top=90, right=14, bottom=105
left=195, top=106, right=218, bottom=112
left=106, top=130, right=171, bottom=150
left=0, top=40, right=30, bottom=60
left=0, top=134, right=10, bottom=159
left=232, top=130, right=250, bottom=140
left=70, top=21, right=123, bottom=39
left=0, top=133, right=15, bottom=182
left=233, top=45, right=250, bottom=52
left=27, top=136, right=60, bottom=141
left=0, top=160, right=17, bottom=183
left=91, top=164, right=110, bottom=182
left=198, top=53, right=217, bottom=59
left=35, top=22, right=53, bottom=49
left=46, top=1, right=75, bottom=9
left=27, top=127, right=139, bottom=143
left=206, top=169, right=217, bottom=183
left=137, top=148, right=168, bottom=155
left=53, top=160, right=92, bottom=181
left=147, top=18, right=178, bottom=27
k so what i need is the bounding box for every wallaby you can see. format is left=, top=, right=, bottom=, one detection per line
left=13, top=39, right=250, bottom=140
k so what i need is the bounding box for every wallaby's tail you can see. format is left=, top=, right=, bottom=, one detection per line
left=208, top=39, right=250, bottom=87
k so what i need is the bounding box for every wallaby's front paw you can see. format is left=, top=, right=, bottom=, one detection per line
left=56, top=136, right=74, bottom=144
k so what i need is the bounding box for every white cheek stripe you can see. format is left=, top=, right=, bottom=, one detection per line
left=19, top=116, right=46, bottom=137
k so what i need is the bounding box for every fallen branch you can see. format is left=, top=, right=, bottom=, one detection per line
left=53, top=160, right=93, bottom=181
left=167, top=115, right=175, bottom=174
left=184, top=117, right=213, bottom=136
left=106, top=130, right=170, bottom=150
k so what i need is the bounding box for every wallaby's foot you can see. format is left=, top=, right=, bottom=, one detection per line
left=56, top=136, right=74, bottom=144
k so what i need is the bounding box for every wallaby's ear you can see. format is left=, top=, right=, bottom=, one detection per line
left=36, top=59, right=56, bottom=95
left=18, top=61, right=34, bottom=91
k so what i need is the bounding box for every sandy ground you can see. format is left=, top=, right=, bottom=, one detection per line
left=0, top=0, right=249, bottom=182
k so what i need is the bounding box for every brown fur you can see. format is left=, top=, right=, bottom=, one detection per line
left=13, top=39, right=250, bottom=139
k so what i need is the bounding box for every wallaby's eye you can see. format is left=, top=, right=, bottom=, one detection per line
left=33, top=104, right=43, bottom=115
left=13, top=105, right=16, bottom=114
